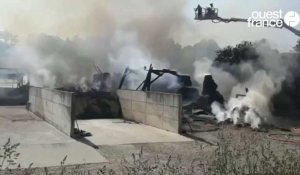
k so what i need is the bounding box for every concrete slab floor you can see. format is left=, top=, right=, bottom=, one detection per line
left=0, top=106, right=107, bottom=168
left=0, top=106, right=193, bottom=169
left=77, top=119, right=193, bottom=146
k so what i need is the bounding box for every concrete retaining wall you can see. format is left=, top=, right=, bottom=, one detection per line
left=28, top=86, right=74, bottom=136
left=117, top=90, right=182, bottom=133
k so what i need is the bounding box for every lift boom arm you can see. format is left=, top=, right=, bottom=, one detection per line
left=194, top=4, right=300, bottom=38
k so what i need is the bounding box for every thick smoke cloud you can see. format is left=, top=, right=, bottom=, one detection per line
left=0, top=0, right=298, bottom=128
left=0, top=0, right=221, bottom=90
left=195, top=40, right=300, bottom=128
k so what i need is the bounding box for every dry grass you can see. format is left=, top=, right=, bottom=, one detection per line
left=1, top=131, right=300, bottom=175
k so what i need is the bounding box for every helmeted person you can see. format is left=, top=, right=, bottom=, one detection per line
left=195, top=4, right=202, bottom=19
left=206, top=3, right=218, bottom=18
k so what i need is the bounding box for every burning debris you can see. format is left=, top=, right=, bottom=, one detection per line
left=211, top=102, right=264, bottom=129
left=119, top=64, right=225, bottom=128
left=119, top=64, right=202, bottom=103
left=92, top=66, right=113, bottom=92
left=117, top=60, right=298, bottom=131
left=57, top=66, right=120, bottom=120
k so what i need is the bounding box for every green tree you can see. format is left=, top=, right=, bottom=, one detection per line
left=214, top=41, right=258, bottom=65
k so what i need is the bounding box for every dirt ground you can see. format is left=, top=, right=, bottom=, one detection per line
left=5, top=121, right=300, bottom=175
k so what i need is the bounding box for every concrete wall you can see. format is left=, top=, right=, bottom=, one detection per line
left=117, top=90, right=182, bottom=133
left=28, top=86, right=74, bottom=136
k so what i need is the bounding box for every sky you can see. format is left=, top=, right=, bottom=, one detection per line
left=182, top=0, right=300, bottom=51
left=0, top=0, right=299, bottom=52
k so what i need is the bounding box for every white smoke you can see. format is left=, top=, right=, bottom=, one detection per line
left=108, top=30, right=173, bottom=90
left=225, top=71, right=275, bottom=128
left=194, top=57, right=238, bottom=99
left=0, top=0, right=185, bottom=90
left=194, top=41, right=294, bottom=128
